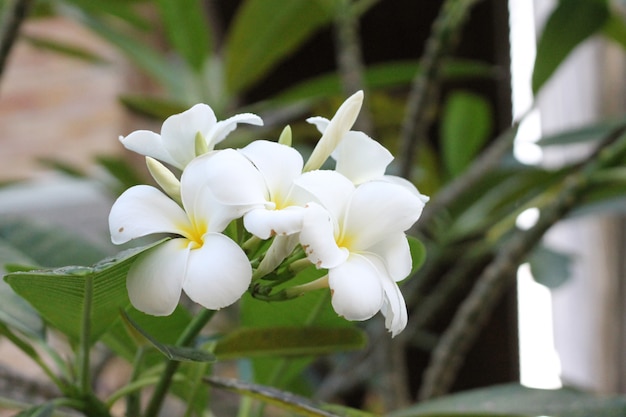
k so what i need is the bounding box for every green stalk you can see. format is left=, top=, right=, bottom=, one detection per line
left=144, top=308, right=216, bottom=417
left=78, top=277, right=93, bottom=394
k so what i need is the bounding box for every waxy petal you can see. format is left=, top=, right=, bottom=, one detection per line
left=328, top=253, right=384, bottom=321
left=333, top=131, right=393, bottom=184
left=294, top=170, right=354, bottom=222
left=343, top=181, right=425, bottom=251
left=368, top=232, right=412, bottom=282
left=244, top=206, right=304, bottom=239
left=300, top=202, right=348, bottom=269
left=239, top=140, right=303, bottom=206
left=207, top=113, right=263, bottom=147
left=255, top=234, right=300, bottom=278
left=119, top=131, right=178, bottom=167
left=126, top=239, right=189, bottom=315
left=379, top=271, right=408, bottom=336
left=182, top=233, right=251, bottom=310
left=109, top=185, right=190, bottom=244
left=161, top=104, right=217, bottom=169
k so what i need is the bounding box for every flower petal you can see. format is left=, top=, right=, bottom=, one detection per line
left=239, top=140, right=303, bottom=207
left=294, top=170, right=354, bottom=221
left=368, top=232, right=412, bottom=282
left=109, top=185, right=190, bottom=244
left=119, top=131, right=177, bottom=167
left=182, top=150, right=268, bottom=231
left=161, top=104, right=217, bottom=169
left=343, top=181, right=425, bottom=250
left=207, top=113, right=263, bottom=147
left=255, top=234, right=299, bottom=277
left=299, top=202, right=348, bottom=269
left=328, top=253, right=384, bottom=321
left=182, top=233, right=251, bottom=310
left=332, top=131, right=393, bottom=184
left=379, top=272, right=408, bottom=337
left=244, top=206, right=304, bottom=239
left=126, top=239, right=189, bottom=315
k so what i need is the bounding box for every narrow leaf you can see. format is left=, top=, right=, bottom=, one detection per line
left=537, top=117, right=626, bottom=146
left=225, top=0, right=334, bottom=94
left=23, top=35, right=108, bottom=64
left=155, top=0, right=212, bottom=71
left=213, top=326, right=366, bottom=360
left=532, top=0, right=609, bottom=94
left=14, top=403, right=54, bottom=417
left=121, top=310, right=215, bottom=362
left=118, top=94, right=188, bottom=121
left=4, top=240, right=166, bottom=343
left=441, top=91, right=493, bottom=178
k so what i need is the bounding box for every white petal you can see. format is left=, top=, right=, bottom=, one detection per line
left=303, top=91, right=364, bottom=171
left=343, top=181, right=425, bottom=250
left=183, top=150, right=267, bottom=230
left=182, top=233, right=251, bottom=310
left=126, top=239, right=189, bottom=315
left=119, top=131, right=177, bottom=167
left=332, top=132, right=393, bottom=184
left=109, top=185, right=190, bottom=244
left=239, top=140, right=303, bottom=207
left=381, top=175, right=430, bottom=204
left=207, top=113, right=263, bottom=147
left=328, top=253, right=384, bottom=321
left=299, top=202, right=348, bottom=269
left=243, top=206, right=304, bottom=239
left=161, top=104, right=217, bottom=169
left=306, top=116, right=330, bottom=134
left=368, top=232, right=412, bottom=282
left=294, top=170, right=354, bottom=221
left=379, top=271, right=408, bottom=336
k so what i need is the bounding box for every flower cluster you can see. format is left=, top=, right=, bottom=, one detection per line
left=108, top=91, right=428, bottom=336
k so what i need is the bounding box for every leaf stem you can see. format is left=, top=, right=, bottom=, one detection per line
left=143, top=308, right=216, bottom=417
left=78, top=277, right=93, bottom=394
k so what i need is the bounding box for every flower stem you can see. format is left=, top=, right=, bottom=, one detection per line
left=143, top=308, right=216, bottom=417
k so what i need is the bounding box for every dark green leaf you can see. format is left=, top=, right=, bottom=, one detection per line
left=4, top=240, right=166, bottom=343
left=214, top=326, right=366, bottom=360
left=95, top=155, right=147, bottom=193
left=391, top=383, right=626, bottom=417
left=408, top=235, right=427, bottom=275
left=118, top=94, right=189, bottom=121
left=528, top=245, right=573, bottom=289
left=206, top=376, right=374, bottom=417
left=532, top=0, right=609, bottom=94
left=602, top=9, right=626, bottom=50
left=537, top=118, right=626, bottom=146
left=62, top=0, right=152, bottom=30
left=225, top=0, right=334, bottom=94
left=441, top=91, right=493, bottom=178
left=155, top=0, right=212, bottom=71
left=23, top=35, right=108, bottom=64
left=121, top=310, right=215, bottom=362
left=14, top=403, right=54, bottom=417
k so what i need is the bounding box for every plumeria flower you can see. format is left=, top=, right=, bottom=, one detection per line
left=296, top=170, right=427, bottom=336
left=119, top=103, right=263, bottom=170
left=108, top=149, right=265, bottom=315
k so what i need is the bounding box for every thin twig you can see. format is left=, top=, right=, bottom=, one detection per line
left=0, top=0, right=33, bottom=82
left=333, top=0, right=374, bottom=133
left=418, top=127, right=626, bottom=400
left=398, top=0, right=484, bottom=179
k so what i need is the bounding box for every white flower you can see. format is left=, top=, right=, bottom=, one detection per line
left=296, top=170, right=426, bottom=336
left=108, top=150, right=263, bottom=315
left=119, top=103, right=263, bottom=170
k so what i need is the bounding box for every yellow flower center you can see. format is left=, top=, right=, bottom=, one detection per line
left=178, top=218, right=208, bottom=249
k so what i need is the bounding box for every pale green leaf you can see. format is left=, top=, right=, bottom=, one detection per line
left=206, top=376, right=375, bottom=417
left=537, top=117, right=626, bottom=146
left=390, top=383, right=626, bottom=417
left=408, top=235, right=427, bottom=276
left=528, top=245, right=573, bottom=289
left=225, top=0, right=334, bottom=94
left=441, top=91, right=493, bottom=178
left=532, top=0, right=609, bottom=94
left=154, top=0, right=212, bottom=71
left=4, top=239, right=166, bottom=344
left=214, top=326, right=366, bottom=360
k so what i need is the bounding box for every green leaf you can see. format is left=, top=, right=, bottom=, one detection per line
left=602, top=9, right=626, bottom=50
left=390, top=383, right=626, bottom=417
left=94, top=155, right=147, bottom=193
left=23, top=35, right=108, bottom=64
left=154, top=0, right=212, bottom=72
left=4, top=240, right=166, bottom=344
left=408, top=235, right=427, bottom=275
left=118, top=94, right=189, bottom=121
left=121, top=310, right=215, bottom=362
left=62, top=0, right=152, bottom=30
left=225, top=0, right=334, bottom=95
left=536, top=117, right=626, bottom=146
left=206, top=376, right=375, bottom=417
left=14, top=403, right=54, bottom=417
left=440, top=91, right=493, bottom=178
left=214, top=326, right=366, bottom=360
left=532, top=0, right=609, bottom=94
left=528, top=245, right=573, bottom=289
left=0, top=217, right=109, bottom=267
